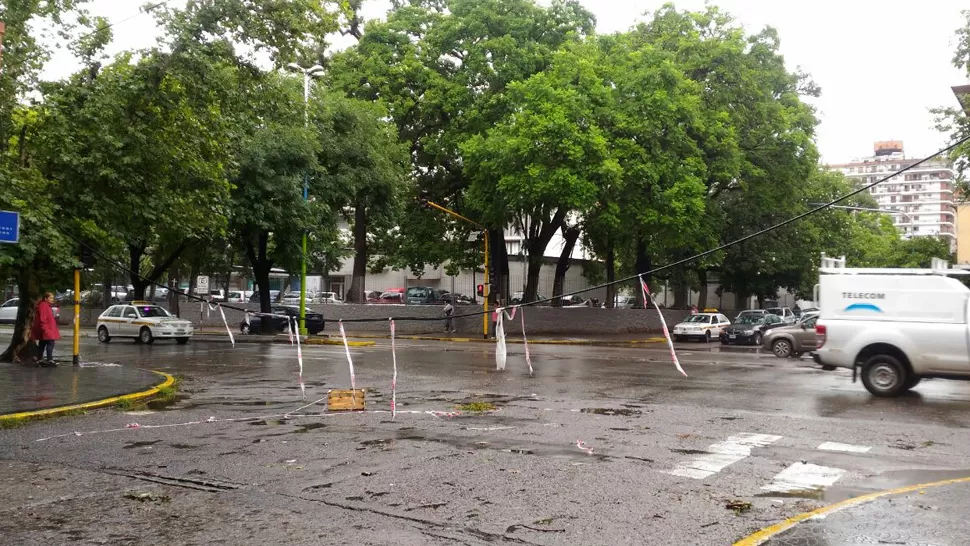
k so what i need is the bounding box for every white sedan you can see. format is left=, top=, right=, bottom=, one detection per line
left=97, top=302, right=193, bottom=345
left=672, top=312, right=732, bottom=342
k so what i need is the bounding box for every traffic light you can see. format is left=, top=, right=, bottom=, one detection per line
left=418, top=189, right=431, bottom=210
left=476, top=284, right=484, bottom=297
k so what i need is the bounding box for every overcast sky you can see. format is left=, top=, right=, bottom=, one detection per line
left=39, top=0, right=969, bottom=164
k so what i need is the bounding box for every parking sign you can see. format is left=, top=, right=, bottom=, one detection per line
left=197, top=276, right=209, bottom=292
left=0, top=211, right=19, bottom=244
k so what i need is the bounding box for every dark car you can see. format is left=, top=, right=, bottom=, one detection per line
left=720, top=313, right=785, bottom=346
left=240, top=305, right=325, bottom=335
left=405, top=286, right=450, bottom=305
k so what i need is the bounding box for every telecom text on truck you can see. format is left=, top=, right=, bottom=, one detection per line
left=814, top=257, right=970, bottom=397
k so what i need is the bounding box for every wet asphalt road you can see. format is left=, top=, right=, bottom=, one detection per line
left=3, top=337, right=970, bottom=545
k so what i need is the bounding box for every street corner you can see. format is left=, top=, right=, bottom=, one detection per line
left=735, top=476, right=970, bottom=546
left=0, top=362, right=174, bottom=427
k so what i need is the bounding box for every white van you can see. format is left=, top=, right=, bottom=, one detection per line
left=814, top=258, right=970, bottom=397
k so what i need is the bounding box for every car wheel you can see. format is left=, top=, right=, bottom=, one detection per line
left=704, top=331, right=711, bottom=343
left=176, top=337, right=189, bottom=345
left=861, top=354, right=908, bottom=397
left=97, top=326, right=110, bottom=343
left=753, top=333, right=762, bottom=346
left=240, top=323, right=251, bottom=335
left=139, top=327, right=155, bottom=345
left=720, top=338, right=729, bottom=345
left=904, top=375, right=922, bottom=391
left=772, top=339, right=792, bottom=358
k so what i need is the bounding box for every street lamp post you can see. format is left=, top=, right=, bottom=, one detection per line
left=288, top=63, right=324, bottom=336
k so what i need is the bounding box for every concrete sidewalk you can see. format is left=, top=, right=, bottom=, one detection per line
left=0, top=362, right=168, bottom=418
left=2, top=326, right=668, bottom=347
left=738, top=477, right=970, bottom=545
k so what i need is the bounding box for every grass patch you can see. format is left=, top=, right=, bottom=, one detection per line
left=456, top=401, right=497, bottom=413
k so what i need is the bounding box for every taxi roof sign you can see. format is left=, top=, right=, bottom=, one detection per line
left=703, top=308, right=719, bottom=313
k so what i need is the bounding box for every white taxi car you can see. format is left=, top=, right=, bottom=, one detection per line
left=672, top=311, right=731, bottom=342
left=97, top=302, right=193, bottom=345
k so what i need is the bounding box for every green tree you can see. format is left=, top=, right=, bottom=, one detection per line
left=0, top=0, right=95, bottom=362
left=934, top=10, right=970, bottom=187
left=330, top=0, right=596, bottom=300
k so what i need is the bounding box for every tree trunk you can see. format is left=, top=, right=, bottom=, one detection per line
left=634, top=238, right=651, bottom=308
left=0, top=269, right=40, bottom=363
left=168, top=271, right=181, bottom=317
left=489, top=228, right=509, bottom=305
left=734, top=292, right=748, bottom=312
left=346, top=205, right=368, bottom=303
left=130, top=243, right=187, bottom=300
left=697, top=270, right=708, bottom=310
left=605, top=246, right=616, bottom=309
left=244, top=231, right=274, bottom=314
left=523, top=253, right=543, bottom=304
left=551, top=225, right=581, bottom=307
left=523, top=211, right=567, bottom=303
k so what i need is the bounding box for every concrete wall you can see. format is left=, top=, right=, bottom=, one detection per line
left=77, top=303, right=693, bottom=337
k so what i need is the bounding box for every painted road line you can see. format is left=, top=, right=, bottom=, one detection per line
left=735, top=476, right=970, bottom=546
left=667, top=433, right=782, bottom=480
left=761, top=462, right=845, bottom=493
left=817, top=441, right=871, bottom=453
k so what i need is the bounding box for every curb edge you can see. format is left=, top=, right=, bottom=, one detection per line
left=0, top=371, right=175, bottom=426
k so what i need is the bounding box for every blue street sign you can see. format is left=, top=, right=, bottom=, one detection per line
left=0, top=211, right=20, bottom=244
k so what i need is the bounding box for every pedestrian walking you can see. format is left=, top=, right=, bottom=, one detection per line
left=443, top=298, right=455, bottom=333
left=32, top=292, right=60, bottom=367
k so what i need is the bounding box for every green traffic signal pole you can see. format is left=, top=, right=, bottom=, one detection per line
left=290, top=63, right=324, bottom=335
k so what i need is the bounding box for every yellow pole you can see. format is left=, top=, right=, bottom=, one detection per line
left=73, top=268, right=80, bottom=366
left=483, top=230, right=489, bottom=339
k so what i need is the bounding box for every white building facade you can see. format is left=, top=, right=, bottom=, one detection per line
left=828, top=141, right=956, bottom=249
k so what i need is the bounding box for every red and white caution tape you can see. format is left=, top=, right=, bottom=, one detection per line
left=390, top=318, right=398, bottom=420
left=292, top=317, right=305, bottom=401
left=576, top=439, right=594, bottom=455
left=520, top=307, right=533, bottom=377
left=640, top=275, right=687, bottom=377
left=218, top=305, right=234, bottom=348
left=287, top=318, right=294, bottom=345
left=338, top=321, right=358, bottom=404
left=495, top=308, right=507, bottom=371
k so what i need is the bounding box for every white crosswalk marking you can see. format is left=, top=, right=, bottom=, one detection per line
left=762, top=462, right=845, bottom=493
left=817, top=441, right=871, bottom=453
left=667, top=433, right=782, bottom=479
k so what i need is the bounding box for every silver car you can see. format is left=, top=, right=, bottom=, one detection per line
left=762, top=314, right=819, bottom=358
left=97, top=302, right=193, bottom=345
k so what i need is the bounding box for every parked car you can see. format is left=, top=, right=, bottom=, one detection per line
left=0, top=298, right=62, bottom=325
left=226, top=290, right=249, bottom=303
left=510, top=292, right=548, bottom=305
left=240, top=305, right=325, bottom=335
left=720, top=313, right=786, bottom=345
left=673, top=312, right=732, bottom=342
left=735, top=309, right=769, bottom=321
left=249, top=290, right=281, bottom=303
left=762, top=313, right=820, bottom=358
left=766, top=306, right=797, bottom=324
left=316, top=292, right=343, bottom=304
left=377, top=291, right=404, bottom=304
left=364, top=290, right=384, bottom=303
left=97, top=302, right=193, bottom=344
left=405, top=286, right=449, bottom=305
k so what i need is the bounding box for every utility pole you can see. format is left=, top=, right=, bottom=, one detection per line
left=287, top=63, right=324, bottom=336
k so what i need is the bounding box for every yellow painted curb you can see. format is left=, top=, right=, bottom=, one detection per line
left=0, top=371, right=175, bottom=426
left=734, top=475, right=970, bottom=545
left=302, top=338, right=375, bottom=347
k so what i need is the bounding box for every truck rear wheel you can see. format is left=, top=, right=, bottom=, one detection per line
left=861, top=354, right=909, bottom=397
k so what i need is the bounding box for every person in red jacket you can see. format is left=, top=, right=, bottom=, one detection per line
left=32, top=292, right=60, bottom=366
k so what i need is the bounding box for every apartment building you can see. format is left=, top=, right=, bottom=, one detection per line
left=828, top=141, right=957, bottom=250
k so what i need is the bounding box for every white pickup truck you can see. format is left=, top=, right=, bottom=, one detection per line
left=814, top=259, right=970, bottom=397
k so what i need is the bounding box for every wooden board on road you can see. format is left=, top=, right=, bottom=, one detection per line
left=327, top=389, right=366, bottom=411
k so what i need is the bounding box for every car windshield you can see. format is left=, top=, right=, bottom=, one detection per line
left=766, top=308, right=783, bottom=315
left=735, top=315, right=764, bottom=325
left=683, top=315, right=711, bottom=323
left=406, top=287, right=430, bottom=297
left=136, top=306, right=171, bottom=318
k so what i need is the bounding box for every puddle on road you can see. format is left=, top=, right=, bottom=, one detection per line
left=581, top=408, right=641, bottom=417
left=395, top=431, right=611, bottom=462
left=123, top=440, right=162, bottom=449
left=248, top=419, right=286, bottom=426
left=168, top=443, right=202, bottom=450
left=670, top=448, right=710, bottom=455
left=295, top=423, right=327, bottom=433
